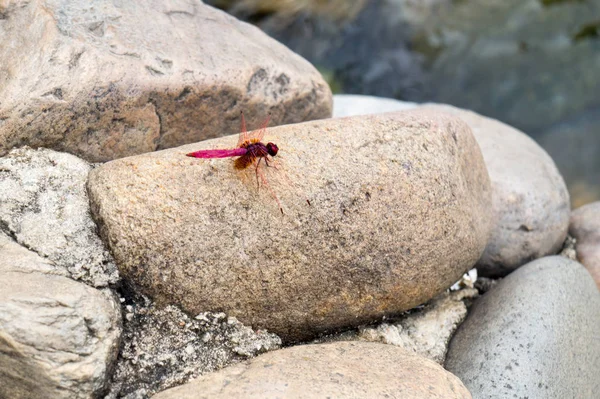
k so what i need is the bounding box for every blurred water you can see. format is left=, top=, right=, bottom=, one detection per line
left=208, top=0, right=600, bottom=206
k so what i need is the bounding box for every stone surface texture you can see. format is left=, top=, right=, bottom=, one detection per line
left=355, top=288, right=478, bottom=364
left=88, top=109, right=492, bottom=341
left=422, top=104, right=570, bottom=276
left=153, top=341, right=472, bottom=399
left=0, top=232, right=121, bottom=399
left=445, top=256, right=600, bottom=399
left=106, top=304, right=281, bottom=398
left=0, top=147, right=118, bottom=287
left=332, top=96, right=571, bottom=276
left=0, top=0, right=332, bottom=162
left=570, top=201, right=600, bottom=289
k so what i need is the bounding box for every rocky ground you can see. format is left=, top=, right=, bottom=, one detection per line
left=1, top=1, right=599, bottom=399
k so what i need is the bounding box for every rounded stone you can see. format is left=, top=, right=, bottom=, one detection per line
left=0, top=0, right=331, bottom=162
left=0, top=232, right=121, bottom=399
left=569, top=201, right=600, bottom=290
left=445, top=256, right=600, bottom=399
left=153, top=341, right=472, bottom=399
left=421, top=104, right=570, bottom=277
left=88, top=109, right=492, bottom=341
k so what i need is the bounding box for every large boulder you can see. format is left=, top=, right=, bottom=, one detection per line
left=0, top=0, right=332, bottom=162
left=570, top=201, right=600, bottom=289
left=421, top=104, right=570, bottom=277
left=333, top=96, right=571, bottom=276
left=88, top=109, right=492, bottom=341
left=445, top=256, right=600, bottom=398
left=0, top=232, right=121, bottom=399
left=153, top=341, right=472, bottom=399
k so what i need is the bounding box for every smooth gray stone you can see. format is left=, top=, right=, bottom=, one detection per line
left=445, top=256, right=600, bottom=399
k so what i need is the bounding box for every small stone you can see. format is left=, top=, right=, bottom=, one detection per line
left=195, top=313, right=209, bottom=322
left=559, top=235, right=578, bottom=261
left=153, top=342, right=471, bottom=399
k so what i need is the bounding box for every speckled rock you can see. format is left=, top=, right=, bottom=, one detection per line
left=421, top=104, right=570, bottom=277
left=0, top=232, right=121, bottom=399
left=0, top=0, right=331, bottom=162
left=570, top=201, right=600, bottom=290
left=88, top=109, right=492, bottom=341
left=445, top=256, right=600, bottom=399
left=0, top=147, right=118, bottom=287
left=106, top=303, right=281, bottom=399
left=153, top=341, right=472, bottom=399
left=332, top=97, right=571, bottom=276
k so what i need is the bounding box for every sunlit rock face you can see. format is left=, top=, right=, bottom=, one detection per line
left=0, top=0, right=332, bottom=162
left=88, top=109, right=492, bottom=341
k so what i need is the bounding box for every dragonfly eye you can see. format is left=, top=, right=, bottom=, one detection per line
left=266, top=142, right=279, bottom=156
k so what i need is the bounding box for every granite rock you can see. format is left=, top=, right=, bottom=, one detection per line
left=422, top=104, right=570, bottom=277
left=0, top=147, right=118, bottom=287
left=88, top=109, right=492, bottom=341
left=315, top=287, right=478, bottom=365
left=333, top=96, right=571, bottom=276
left=105, top=304, right=281, bottom=398
left=333, top=94, right=417, bottom=117
left=0, top=0, right=331, bottom=162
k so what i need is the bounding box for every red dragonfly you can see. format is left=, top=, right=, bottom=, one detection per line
left=186, top=112, right=285, bottom=213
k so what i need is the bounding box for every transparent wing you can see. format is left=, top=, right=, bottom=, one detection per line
left=237, top=111, right=249, bottom=147
left=248, top=113, right=271, bottom=143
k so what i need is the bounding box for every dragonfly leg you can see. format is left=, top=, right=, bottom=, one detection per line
left=254, top=158, right=262, bottom=189
left=255, top=164, right=284, bottom=214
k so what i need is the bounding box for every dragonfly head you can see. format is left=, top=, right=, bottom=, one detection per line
left=266, top=142, right=279, bottom=157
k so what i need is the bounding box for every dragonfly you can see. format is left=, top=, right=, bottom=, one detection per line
left=186, top=111, right=285, bottom=214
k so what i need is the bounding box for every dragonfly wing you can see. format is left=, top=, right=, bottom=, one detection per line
left=249, top=114, right=270, bottom=143
left=237, top=111, right=249, bottom=147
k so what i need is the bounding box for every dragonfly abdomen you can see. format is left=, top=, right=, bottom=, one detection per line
left=186, top=147, right=247, bottom=159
